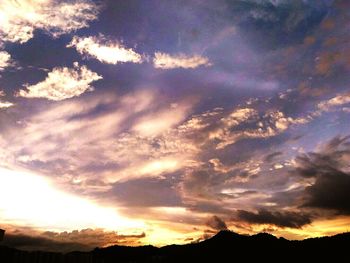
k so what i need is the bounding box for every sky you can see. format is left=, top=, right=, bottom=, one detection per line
left=0, top=0, right=350, bottom=252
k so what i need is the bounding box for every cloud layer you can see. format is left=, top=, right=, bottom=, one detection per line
left=3, top=228, right=145, bottom=252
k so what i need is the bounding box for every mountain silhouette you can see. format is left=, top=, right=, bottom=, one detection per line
left=1, top=230, right=349, bottom=262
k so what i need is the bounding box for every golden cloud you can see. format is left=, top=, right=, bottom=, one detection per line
left=153, top=52, right=211, bottom=69
left=0, top=0, right=99, bottom=44
left=17, top=62, right=102, bottom=101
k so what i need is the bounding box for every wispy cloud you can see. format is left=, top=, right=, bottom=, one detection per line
left=18, top=62, right=102, bottom=101
left=68, top=35, right=144, bottom=64
left=0, top=0, right=99, bottom=44
left=0, top=90, right=196, bottom=186
left=153, top=52, right=211, bottom=69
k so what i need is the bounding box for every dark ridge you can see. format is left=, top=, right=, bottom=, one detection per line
left=205, top=229, right=244, bottom=242
left=1, top=230, right=350, bottom=262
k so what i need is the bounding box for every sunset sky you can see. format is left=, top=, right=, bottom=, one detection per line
left=0, top=0, right=350, bottom=252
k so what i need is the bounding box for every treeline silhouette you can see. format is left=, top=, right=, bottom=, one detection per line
left=1, top=230, right=349, bottom=262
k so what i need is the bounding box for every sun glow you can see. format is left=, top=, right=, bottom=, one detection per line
left=0, top=167, right=144, bottom=232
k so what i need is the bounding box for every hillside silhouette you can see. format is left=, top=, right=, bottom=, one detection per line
left=1, top=230, right=349, bottom=262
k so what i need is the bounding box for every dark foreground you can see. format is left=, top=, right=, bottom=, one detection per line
left=1, top=230, right=349, bottom=262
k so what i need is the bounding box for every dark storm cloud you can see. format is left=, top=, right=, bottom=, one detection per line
left=292, top=136, right=350, bottom=214
left=236, top=209, right=312, bottom=228
left=205, top=215, right=228, bottom=231
left=303, top=169, right=350, bottom=214
left=294, top=135, right=350, bottom=179
left=226, top=0, right=332, bottom=48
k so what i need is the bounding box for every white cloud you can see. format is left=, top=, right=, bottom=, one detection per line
left=18, top=62, right=102, bottom=101
left=153, top=52, right=211, bottom=69
left=0, top=100, right=14, bottom=108
left=0, top=0, right=99, bottom=44
left=0, top=51, right=12, bottom=71
left=68, top=35, right=144, bottom=64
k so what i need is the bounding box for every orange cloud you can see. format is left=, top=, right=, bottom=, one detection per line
left=2, top=227, right=145, bottom=252
left=323, top=37, right=338, bottom=47
left=303, top=36, right=316, bottom=46
left=320, top=18, right=335, bottom=31
left=315, top=51, right=341, bottom=76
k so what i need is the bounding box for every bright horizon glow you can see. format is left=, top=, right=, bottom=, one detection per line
left=0, top=167, right=145, bottom=232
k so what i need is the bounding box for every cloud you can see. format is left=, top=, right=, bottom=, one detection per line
left=205, top=215, right=228, bottom=231
left=303, top=169, right=350, bottom=215
left=153, top=52, right=211, bottom=69
left=2, top=229, right=145, bottom=252
left=42, top=228, right=145, bottom=248
left=294, top=136, right=350, bottom=179
left=227, top=0, right=331, bottom=48
left=294, top=136, right=350, bottom=215
left=209, top=158, right=232, bottom=173
left=0, top=0, right=99, bottom=44
left=0, top=89, right=197, bottom=190
left=236, top=209, right=312, bottom=228
left=0, top=89, right=13, bottom=108
left=209, top=108, right=309, bottom=149
left=17, top=62, right=102, bottom=101
left=0, top=51, right=12, bottom=71
left=0, top=100, right=14, bottom=109
left=106, top=157, right=183, bottom=183
left=107, top=178, right=182, bottom=207
left=3, top=233, right=87, bottom=252
left=68, top=35, right=144, bottom=64
left=317, top=92, right=350, bottom=112
left=132, top=103, right=190, bottom=136
left=264, top=151, right=283, bottom=162
left=0, top=88, right=314, bottom=228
